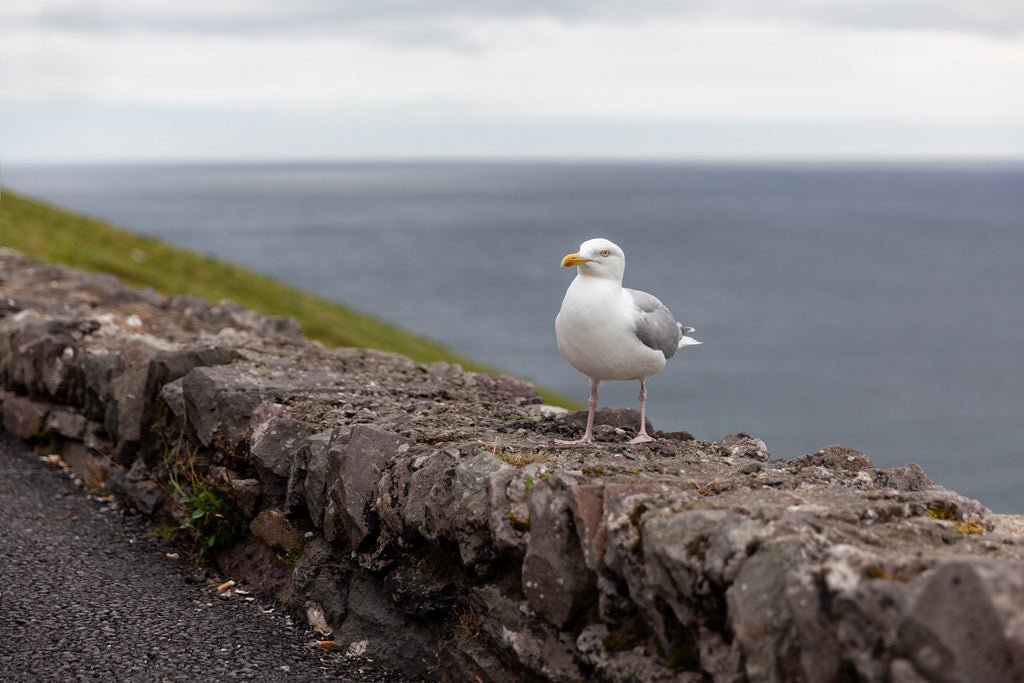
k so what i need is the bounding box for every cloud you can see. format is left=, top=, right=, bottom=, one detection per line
left=3, top=16, right=1021, bottom=121
left=4, top=0, right=1024, bottom=38
left=2, top=1, right=1022, bottom=161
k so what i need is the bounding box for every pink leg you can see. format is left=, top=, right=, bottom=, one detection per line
left=556, top=378, right=598, bottom=445
left=629, top=379, right=654, bottom=444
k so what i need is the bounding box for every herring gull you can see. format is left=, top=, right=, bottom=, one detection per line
left=555, top=238, right=700, bottom=444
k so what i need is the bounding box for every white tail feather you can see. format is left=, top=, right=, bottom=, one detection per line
left=678, top=336, right=702, bottom=348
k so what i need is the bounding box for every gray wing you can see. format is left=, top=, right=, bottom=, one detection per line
left=626, top=288, right=682, bottom=359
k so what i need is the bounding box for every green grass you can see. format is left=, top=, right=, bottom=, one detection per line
left=0, top=188, right=576, bottom=408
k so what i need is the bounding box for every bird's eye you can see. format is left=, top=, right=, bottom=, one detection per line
left=600, top=250, right=610, bottom=257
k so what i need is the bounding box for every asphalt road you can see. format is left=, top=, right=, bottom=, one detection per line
left=0, top=431, right=410, bottom=682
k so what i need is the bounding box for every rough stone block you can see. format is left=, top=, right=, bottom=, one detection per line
left=471, top=585, right=585, bottom=683
left=182, top=364, right=274, bottom=455
left=207, top=466, right=262, bottom=519
left=566, top=484, right=605, bottom=572
left=793, top=445, right=873, bottom=472
left=44, top=406, right=88, bottom=439
left=385, top=565, right=457, bottom=619
left=897, top=558, right=1024, bottom=682
left=400, top=450, right=455, bottom=544
left=79, top=350, right=122, bottom=422
left=577, top=624, right=694, bottom=683
left=726, top=536, right=839, bottom=683
left=182, top=363, right=344, bottom=458
left=522, top=473, right=596, bottom=628
left=449, top=451, right=507, bottom=567
left=2, top=393, right=53, bottom=438
left=288, top=538, right=352, bottom=634
left=486, top=466, right=530, bottom=555
left=301, top=430, right=333, bottom=527
left=106, top=465, right=164, bottom=515
left=0, top=312, right=81, bottom=402
left=250, top=509, right=306, bottom=553
left=565, top=406, right=654, bottom=434
left=110, top=336, right=170, bottom=445
left=249, top=414, right=317, bottom=496
left=332, top=574, right=437, bottom=679
left=720, top=433, right=771, bottom=461
left=325, top=424, right=411, bottom=549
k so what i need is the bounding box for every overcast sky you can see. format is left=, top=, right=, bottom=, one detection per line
left=2, top=0, right=1023, bottom=162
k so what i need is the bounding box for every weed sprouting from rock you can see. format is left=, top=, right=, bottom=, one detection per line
left=166, top=444, right=246, bottom=563
left=177, top=480, right=245, bottom=563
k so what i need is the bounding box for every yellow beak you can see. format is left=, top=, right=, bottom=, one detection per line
left=561, top=252, right=592, bottom=267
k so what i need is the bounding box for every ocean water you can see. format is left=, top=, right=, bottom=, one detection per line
left=4, top=162, right=1023, bottom=513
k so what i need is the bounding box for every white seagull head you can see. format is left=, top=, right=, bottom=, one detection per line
left=561, top=237, right=625, bottom=282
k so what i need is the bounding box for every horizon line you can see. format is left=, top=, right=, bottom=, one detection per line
left=5, top=154, right=1024, bottom=169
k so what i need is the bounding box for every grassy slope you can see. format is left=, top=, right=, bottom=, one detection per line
left=0, top=188, right=575, bottom=407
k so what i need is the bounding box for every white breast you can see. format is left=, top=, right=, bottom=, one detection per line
left=555, top=276, right=668, bottom=381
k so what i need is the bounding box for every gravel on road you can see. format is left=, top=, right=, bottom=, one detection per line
left=0, top=431, right=412, bottom=682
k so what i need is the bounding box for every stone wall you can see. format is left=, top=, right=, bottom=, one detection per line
left=2, top=247, right=1023, bottom=682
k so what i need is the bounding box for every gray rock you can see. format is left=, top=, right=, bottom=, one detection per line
left=180, top=364, right=280, bottom=456
left=325, top=424, right=411, bottom=549
left=108, top=336, right=169, bottom=455
left=105, top=464, right=164, bottom=515
left=384, top=565, right=457, bottom=619
left=794, top=444, right=874, bottom=472
left=400, top=450, right=456, bottom=544
left=288, top=538, right=351, bottom=633
left=449, top=451, right=507, bottom=567
left=285, top=437, right=308, bottom=512
left=565, top=406, right=654, bottom=434
left=719, top=433, right=771, bottom=461
left=471, top=585, right=585, bottom=683
left=566, top=483, right=604, bottom=572
left=2, top=393, right=53, bottom=438
left=591, top=482, right=681, bottom=629
left=897, top=558, right=1024, bottom=683
left=249, top=414, right=316, bottom=497
left=129, top=343, right=239, bottom=458
left=332, top=574, right=437, bottom=678
left=522, top=473, right=596, bottom=628
left=726, top=536, right=819, bottom=683
left=299, top=430, right=333, bottom=526
left=875, top=463, right=933, bottom=492
left=206, top=467, right=262, bottom=519
left=44, top=406, right=88, bottom=439
left=486, top=466, right=531, bottom=556
left=577, top=624, right=694, bottom=682
left=230, top=478, right=262, bottom=520
left=641, top=507, right=768, bottom=661
left=249, top=509, right=306, bottom=553
left=159, top=379, right=186, bottom=421
left=79, top=350, right=122, bottom=423
left=821, top=544, right=913, bottom=682
left=0, top=312, right=80, bottom=402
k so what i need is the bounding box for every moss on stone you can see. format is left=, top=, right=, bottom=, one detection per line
left=507, top=511, right=531, bottom=533
left=928, top=504, right=985, bottom=535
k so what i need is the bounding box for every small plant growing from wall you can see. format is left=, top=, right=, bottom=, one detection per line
left=165, top=445, right=246, bottom=564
